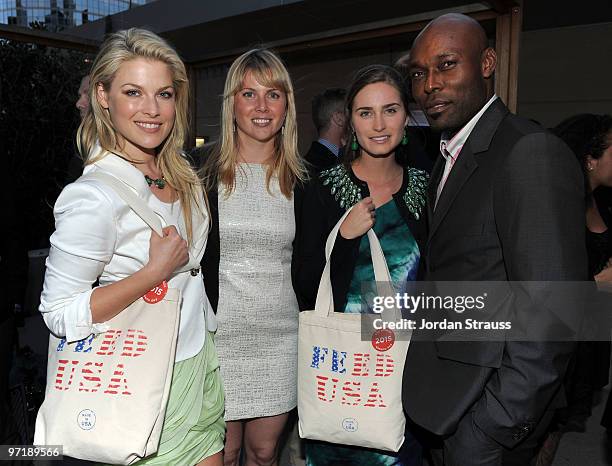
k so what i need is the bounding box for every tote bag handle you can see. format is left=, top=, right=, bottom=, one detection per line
left=86, top=171, right=163, bottom=237
left=314, top=204, right=393, bottom=318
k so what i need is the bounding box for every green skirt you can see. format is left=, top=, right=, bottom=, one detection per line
left=132, top=331, right=225, bottom=465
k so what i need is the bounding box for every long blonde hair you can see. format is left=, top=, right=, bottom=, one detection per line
left=78, top=28, right=202, bottom=243
left=202, top=48, right=306, bottom=198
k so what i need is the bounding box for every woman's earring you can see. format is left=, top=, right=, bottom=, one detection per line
left=350, top=131, right=359, bottom=151
left=233, top=120, right=237, bottom=133
left=281, top=124, right=285, bottom=135
left=401, top=128, right=408, bottom=146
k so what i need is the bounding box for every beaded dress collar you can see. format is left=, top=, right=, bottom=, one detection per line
left=320, top=163, right=428, bottom=220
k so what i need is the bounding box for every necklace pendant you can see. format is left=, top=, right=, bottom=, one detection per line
left=145, top=174, right=166, bottom=189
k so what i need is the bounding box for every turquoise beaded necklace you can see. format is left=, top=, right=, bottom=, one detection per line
left=144, top=174, right=166, bottom=189
left=111, top=151, right=166, bottom=189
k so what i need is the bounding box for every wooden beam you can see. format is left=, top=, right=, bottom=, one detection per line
left=494, top=5, right=522, bottom=112
left=495, top=13, right=511, bottom=106
left=484, top=0, right=518, bottom=14
left=0, top=24, right=99, bottom=52
left=508, top=5, right=522, bottom=113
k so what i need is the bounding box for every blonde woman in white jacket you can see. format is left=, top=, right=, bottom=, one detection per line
left=39, top=28, right=224, bottom=466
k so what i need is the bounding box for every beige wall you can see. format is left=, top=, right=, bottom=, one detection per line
left=517, top=22, right=612, bottom=128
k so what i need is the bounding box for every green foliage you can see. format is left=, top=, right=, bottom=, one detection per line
left=0, top=40, right=90, bottom=248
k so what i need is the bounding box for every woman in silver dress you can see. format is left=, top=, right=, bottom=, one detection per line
left=200, top=49, right=306, bottom=466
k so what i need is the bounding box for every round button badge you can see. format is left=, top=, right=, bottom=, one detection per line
left=342, top=418, right=358, bottom=432
left=372, top=328, right=395, bottom=352
left=143, top=280, right=168, bottom=304
left=77, top=409, right=96, bottom=431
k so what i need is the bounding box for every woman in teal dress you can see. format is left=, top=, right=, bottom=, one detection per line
left=295, top=65, right=429, bottom=466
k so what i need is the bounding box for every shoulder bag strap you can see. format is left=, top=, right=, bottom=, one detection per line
left=86, top=171, right=163, bottom=237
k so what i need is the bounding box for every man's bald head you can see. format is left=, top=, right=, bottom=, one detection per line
left=415, top=13, right=488, bottom=56
left=408, top=13, right=496, bottom=132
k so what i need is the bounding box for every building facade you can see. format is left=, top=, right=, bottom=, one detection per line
left=0, top=0, right=152, bottom=30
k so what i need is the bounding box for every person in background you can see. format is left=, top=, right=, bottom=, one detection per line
left=76, top=75, right=90, bottom=120
left=39, top=28, right=224, bottom=465
left=536, top=113, right=612, bottom=464
left=304, top=88, right=346, bottom=174
left=199, top=48, right=306, bottom=466
left=295, top=64, right=428, bottom=466
left=554, top=115, right=612, bottom=285
left=65, top=74, right=92, bottom=183
left=393, top=53, right=411, bottom=91
left=393, top=53, right=436, bottom=173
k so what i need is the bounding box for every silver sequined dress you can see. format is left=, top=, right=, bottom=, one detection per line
left=215, top=163, right=298, bottom=421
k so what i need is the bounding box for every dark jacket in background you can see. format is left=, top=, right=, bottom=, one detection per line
left=304, top=140, right=338, bottom=174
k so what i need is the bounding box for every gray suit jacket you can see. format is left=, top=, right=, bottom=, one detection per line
left=403, top=99, right=587, bottom=448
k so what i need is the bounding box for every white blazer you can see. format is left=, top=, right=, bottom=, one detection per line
left=39, top=150, right=216, bottom=362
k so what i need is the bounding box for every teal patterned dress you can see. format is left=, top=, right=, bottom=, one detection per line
left=345, top=200, right=420, bottom=314
left=305, top=164, right=427, bottom=466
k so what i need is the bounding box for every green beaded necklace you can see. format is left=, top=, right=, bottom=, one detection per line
left=144, top=174, right=166, bottom=189
left=110, top=151, right=166, bottom=189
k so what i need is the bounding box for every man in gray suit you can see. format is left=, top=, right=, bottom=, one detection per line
left=402, top=13, right=587, bottom=465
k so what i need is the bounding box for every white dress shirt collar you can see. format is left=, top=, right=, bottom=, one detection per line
left=317, top=138, right=340, bottom=157
left=440, top=95, right=498, bottom=162
left=434, top=95, right=498, bottom=208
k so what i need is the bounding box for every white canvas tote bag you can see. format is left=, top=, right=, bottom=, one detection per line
left=34, top=172, right=181, bottom=465
left=298, top=206, right=411, bottom=452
